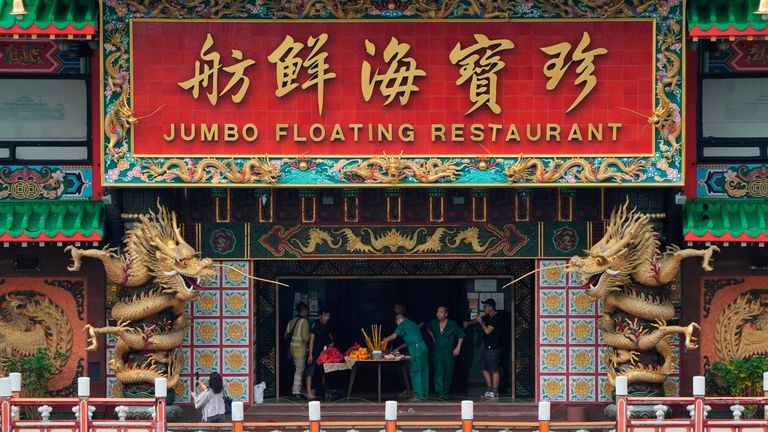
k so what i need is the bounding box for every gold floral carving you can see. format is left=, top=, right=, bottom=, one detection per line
left=544, top=321, right=563, bottom=340
left=293, top=226, right=495, bottom=254
left=227, top=323, right=245, bottom=340
left=260, top=0, right=663, bottom=20
left=544, top=380, right=562, bottom=397
left=544, top=351, right=562, bottom=367
left=226, top=381, right=245, bottom=398
left=226, top=351, right=246, bottom=370
left=226, top=294, right=245, bottom=312
left=124, top=0, right=249, bottom=19
left=197, top=352, right=216, bottom=369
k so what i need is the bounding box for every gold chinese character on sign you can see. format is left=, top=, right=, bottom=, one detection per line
left=540, top=31, right=607, bottom=113
left=449, top=34, right=514, bottom=115
left=267, top=33, right=336, bottom=116
left=361, top=37, right=426, bottom=106
left=178, top=33, right=256, bottom=106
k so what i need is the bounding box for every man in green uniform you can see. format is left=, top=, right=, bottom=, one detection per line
left=425, top=306, right=465, bottom=400
left=382, top=314, right=429, bottom=400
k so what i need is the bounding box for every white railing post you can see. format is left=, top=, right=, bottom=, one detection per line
left=309, top=400, right=321, bottom=432
left=76, top=377, right=90, bottom=432
left=538, top=401, right=551, bottom=432
left=1, top=377, right=12, bottom=432
left=692, top=376, right=705, bottom=432
left=154, top=377, right=167, bottom=432
left=616, top=376, right=628, bottom=432
left=9, top=373, right=21, bottom=421
left=763, top=371, right=768, bottom=419
left=385, top=400, right=398, bottom=432
left=461, top=400, right=474, bottom=432
left=232, top=401, right=244, bottom=432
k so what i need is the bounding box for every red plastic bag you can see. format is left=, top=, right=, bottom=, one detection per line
left=344, top=343, right=361, bottom=357
left=317, top=347, right=344, bottom=364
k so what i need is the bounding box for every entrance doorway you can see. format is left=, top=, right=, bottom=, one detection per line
left=277, top=277, right=521, bottom=400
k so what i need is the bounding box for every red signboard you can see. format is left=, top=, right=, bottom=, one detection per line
left=131, top=20, right=653, bottom=157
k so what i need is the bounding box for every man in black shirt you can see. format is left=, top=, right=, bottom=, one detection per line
left=474, top=299, right=502, bottom=399
left=306, top=309, right=333, bottom=400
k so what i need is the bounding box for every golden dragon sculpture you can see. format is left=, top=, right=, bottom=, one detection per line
left=569, top=201, right=718, bottom=394
left=504, top=157, right=648, bottom=184
left=66, top=202, right=216, bottom=394
left=105, top=27, right=127, bottom=92
left=141, top=157, right=281, bottom=184
left=0, top=293, right=72, bottom=378
left=104, top=85, right=137, bottom=160
left=651, top=19, right=682, bottom=161
left=338, top=154, right=465, bottom=184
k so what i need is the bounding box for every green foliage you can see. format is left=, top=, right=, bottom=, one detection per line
left=5, top=347, right=67, bottom=398
left=705, top=356, right=768, bottom=418
left=705, top=356, right=768, bottom=397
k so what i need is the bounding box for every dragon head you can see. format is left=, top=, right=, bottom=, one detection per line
left=569, top=200, right=657, bottom=298
left=135, top=203, right=216, bottom=300
left=503, top=155, right=529, bottom=183
left=256, top=156, right=281, bottom=184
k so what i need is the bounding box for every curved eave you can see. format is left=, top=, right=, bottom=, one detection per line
left=0, top=22, right=95, bottom=38
left=0, top=231, right=102, bottom=242
left=690, top=24, right=768, bottom=39
left=684, top=231, right=768, bottom=242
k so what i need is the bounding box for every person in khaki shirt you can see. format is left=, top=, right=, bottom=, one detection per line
left=285, top=302, right=310, bottom=399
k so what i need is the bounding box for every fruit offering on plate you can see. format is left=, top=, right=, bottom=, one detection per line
left=383, top=351, right=404, bottom=360
left=348, top=347, right=371, bottom=360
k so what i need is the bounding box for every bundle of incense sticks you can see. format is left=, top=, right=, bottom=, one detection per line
left=361, top=325, right=383, bottom=351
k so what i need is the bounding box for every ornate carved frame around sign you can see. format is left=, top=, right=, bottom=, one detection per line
left=101, top=0, right=684, bottom=187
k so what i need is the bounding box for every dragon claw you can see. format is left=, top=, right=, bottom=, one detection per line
left=701, top=246, right=720, bottom=272
left=64, top=246, right=82, bottom=271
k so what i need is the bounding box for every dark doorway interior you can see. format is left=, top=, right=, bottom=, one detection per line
left=277, top=277, right=517, bottom=400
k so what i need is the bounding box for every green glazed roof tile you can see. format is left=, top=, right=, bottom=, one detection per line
left=689, top=0, right=768, bottom=32
left=0, top=201, right=104, bottom=241
left=684, top=199, right=768, bottom=240
left=0, top=0, right=97, bottom=31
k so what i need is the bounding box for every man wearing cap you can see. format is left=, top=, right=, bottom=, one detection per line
left=474, top=298, right=502, bottom=399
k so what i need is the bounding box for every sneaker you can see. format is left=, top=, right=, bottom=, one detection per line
left=487, top=392, right=498, bottom=400
left=398, top=389, right=413, bottom=399
left=481, top=391, right=492, bottom=400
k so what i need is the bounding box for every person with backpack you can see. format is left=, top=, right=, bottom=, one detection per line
left=285, top=302, right=310, bottom=400
left=193, top=372, right=227, bottom=422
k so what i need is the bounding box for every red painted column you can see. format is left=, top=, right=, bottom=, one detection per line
left=683, top=46, right=699, bottom=199
left=90, top=48, right=103, bottom=200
